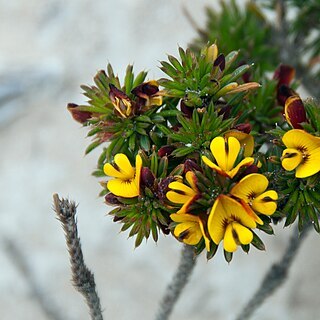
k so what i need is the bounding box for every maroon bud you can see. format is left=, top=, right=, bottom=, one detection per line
left=234, top=123, right=252, bottom=134
left=284, top=95, right=307, bottom=129
left=105, top=193, right=122, bottom=205
left=273, top=64, right=295, bottom=86
left=132, top=81, right=159, bottom=98
left=238, top=165, right=259, bottom=180
left=217, top=104, right=231, bottom=119
left=157, top=176, right=175, bottom=201
left=213, top=54, right=226, bottom=71
left=140, top=167, right=156, bottom=189
left=109, top=84, right=130, bottom=102
left=277, top=85, right=297, bottom=106
left=158, top=145, right=176, bottom=157
left=67, top=103, right=92, bottom=124
left=180, top=100, right=193, bottom=118
left=184, top=159, right=201, bottom=173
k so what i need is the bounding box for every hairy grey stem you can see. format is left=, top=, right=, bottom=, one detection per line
left=155, top=245, right=197, bottom=320
left=235, top=224, right=312, bottom=320
left=53, top=194, right=103, bottom=320
left=4, top=237, right=65, bottom=320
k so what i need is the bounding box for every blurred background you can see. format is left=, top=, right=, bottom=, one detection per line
left=0, top=1, right=319, bottom=319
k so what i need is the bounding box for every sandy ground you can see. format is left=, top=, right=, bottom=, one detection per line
left=0, top=1, right=320, bottom=319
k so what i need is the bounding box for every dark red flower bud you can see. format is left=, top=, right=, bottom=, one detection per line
left=284, top=95, right=307, bottom=129
left=158, top=145, right=176, bottom=157
left=140, top=167, right=156, bottom=189
left=184, top=159, right=201, bottom=173
left=67, top=103, right=92, bottom=124
left=234, top=123, right=251, bottom=134
left=273, top=64, right=295, bottom=86
left=213, top=54, right=226, bottom=71
left=277, top=85, right=297, bottom=106
left=238, top=164, right=259, bottom=180
left=217, top=104, right=231, bottom=119
left=157, top=177, right=175, bottom=201
left=131, top=81, right=159, bottom=98
left=105, top=193, right=122, bottom=205
left=180, top=100, right=193, bottom=118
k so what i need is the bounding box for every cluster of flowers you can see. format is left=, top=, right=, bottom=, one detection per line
left=68, top=43, right=320, bottom=261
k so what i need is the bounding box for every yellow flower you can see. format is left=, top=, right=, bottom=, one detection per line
left=170, top=213, right=210, bottom=251
left=202, top=136, right=254, bottom=178
left=166, top=171, right=199, bottom=214
left=230, top=173, right=278, bottom=219
left=208, top=195, right=256, bottom=253
left=281, top=129, right=320, bottom=178
left=224, top=130, right=254, bottom=157
left=103, top=153, right=142, bottom=198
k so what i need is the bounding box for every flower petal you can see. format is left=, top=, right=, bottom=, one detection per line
left=104, top=163, right=125, bottom=178
left=185, top=171, right=198, bottom=192
left=295, top=147, right=320, bottom=178
left=227, top=157, right=254, bottom=178
left=202, top=156, right=225, bottom=175
left=282, top=129, right=320, bottom=151
left=223, top=224, right=238, bottom=252
left=230, top=173, right=269, bottom=201
left=114, top=153, right=135, bottom=179
left=107, top=179, right=139, bottom=198
left=225, top=131, right=254, bottom=157
left=167, top=191, right=193, bottom=204
left=281, top=148, right=303, bottom=171
left=252, top=191, right=278, bottom=215
left=134, top=154, right=142, bottom=192
left=208, top=195, right=256, bottom=245
left=232, top=222, right=253, bottom=245
left=168, top=181, right=196, bottom=196
left=210, top=137, right=228, bottom=171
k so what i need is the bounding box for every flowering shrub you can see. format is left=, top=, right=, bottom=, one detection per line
left=68, top=39, right=320, bottom=262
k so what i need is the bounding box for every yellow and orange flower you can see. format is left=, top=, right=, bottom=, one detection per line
left=230, top=173, right=278, bottom=219
left=281, top=129, right=320, bottom=178
left=103, top=153, right=142, bottom=198
left=166, top=171, right=199, bottom=214
left=170, top=213, right=210, bottom=251
left=202, top=136, right=254, bottom=178
left=207, top=195, right=256, bottom=253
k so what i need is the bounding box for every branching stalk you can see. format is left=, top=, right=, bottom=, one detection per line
left=155, top=245, right=197, bottom=320
left=235, top=224, right=312, bottom=320
left=53, top=194, right=104, bottom=320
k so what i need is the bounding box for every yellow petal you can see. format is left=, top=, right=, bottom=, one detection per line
left=104, top=163, right=125, bottom=179
left=172, top=217, right=202, bottom=246
left=223, top=224, right=238, bottom=252
left=185, top=171, right=198, bottom=192
left=281, top=148, right=303, bottom=171
left=107, top=179, right=139, bottom=198
left=168, top=181, right=196, bottom=196
left=252, top=190, right=278, bottom=215
left=171, top=213, right=199, bottom=223
left=230, top=173, right=269, bottom=201
left=282, top=129, right=320, bottom=151
left=226, top=137, right=241, bottom=171
left=210, top=137, right=228, bottom=171
left=114, top=153, right=135, bottom=179
left=240, top=200, right=263, bottom=225
left=202, top=156, right=225, bottom=175
left=167, top=191, right=193, bottom=204
left=232, top=222, right=253, bottom=245
left=199, top=219, right=211, bottom=252
left=208, top=195, right=256, bottom=245
left=225, top=131, right=254, bottom=157
left=295, top=147, right=320, bottom=178
left=227, top=157, right=254, bottom=178
left=134, top=154, right=142, bottom=192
